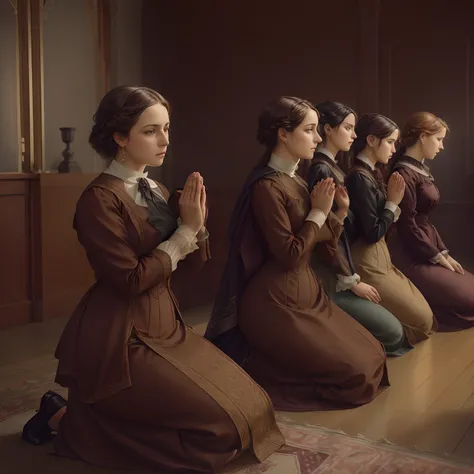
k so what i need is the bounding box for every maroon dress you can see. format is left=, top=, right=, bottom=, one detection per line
left=389, top=156, right=474, bottom=330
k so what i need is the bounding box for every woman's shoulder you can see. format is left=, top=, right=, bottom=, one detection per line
left=346, top=167, right=375, bottom=187
left=76, top=174, right=127, bottom=215
left=253, top=173, right=284, bottom=191
left=393, top=164, right=427, bottom=185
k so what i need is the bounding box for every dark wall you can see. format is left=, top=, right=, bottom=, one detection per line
left=376, top=0, right=474, bottom=270
left=143, top=0, right=474, bottom=307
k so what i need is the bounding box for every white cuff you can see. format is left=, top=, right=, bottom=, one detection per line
left=329, top=210, right=346, bottom=226
left=175, top=224, right=198, bottom=243
left=430, top=252, right=443, bottom=264
left=430, top=250, right=449, bottom=265
left=385, top=201, right=401, bottom=222
left=196, top=227, right=210, bottom=242
left=157, top=225, right=199, bottom=271
left=306, top=209, right=327, bottom=228
left=336, top=273, right=361, bottom=292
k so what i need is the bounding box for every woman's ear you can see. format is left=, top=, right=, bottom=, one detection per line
left=113, top=132, right=129, bottom=148
left=278, top=127, right=288, bottom=144
left=367, top=134, right=377, bottom=148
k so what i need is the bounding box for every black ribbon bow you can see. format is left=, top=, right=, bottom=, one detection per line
left=137, top=178, right=178, bottom=241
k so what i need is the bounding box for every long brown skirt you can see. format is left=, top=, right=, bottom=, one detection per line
left=55, top=332, right=284, bottom=473
left=351, top=237, right=436, bottom=343
left=239, top=260, right=389, bottom=412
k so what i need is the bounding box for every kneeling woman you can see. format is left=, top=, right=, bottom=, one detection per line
left=388, top=112, right=474, bottom=330
left=345, top=113, right=435, bottom=344
left=21, top=86, right=284, bottom=473
left=206, top=97, right=388, bottom=412
left=307, top=101, right=411, bottom=356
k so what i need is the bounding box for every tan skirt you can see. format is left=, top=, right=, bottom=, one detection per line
left=351, top=237, right=435, bottom=343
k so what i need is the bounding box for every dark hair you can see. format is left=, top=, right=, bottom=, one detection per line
left=255, top=96, right=318, bottom=168
left=350, top=113, right=399, bottom=190
left=351, top=113, right=399, bottom=159
left=89, top=85, right=170, bottom=159
left=398, top=111, right=449, bottom=156
left=316, top=100, right=357, bottom=140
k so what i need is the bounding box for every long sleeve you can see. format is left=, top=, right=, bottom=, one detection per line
left=74, top=187, right=173, bottom=297
left=346, top=172, right=395, bottom=243
left=343, top=208, right=357, bottom=242
left=307, top=162, right=333, bottom=191
left=306, top=161, right=346, bottom=238
left=159, top=185, right=210, bottom=271
left=174, top=228, right=211, bottom=274
left=308, top=162, right=357, bottom=285
left=433, top=231, right=448, bottom=254
left=326, top=212, right=345, bottom=240
left=157, top=225, right=199, bottom=271
left=396, top=169, right=445, bottom=261
left=307, top=163, right=343, bottom=220
left=251, top=179, right=330, bottom=271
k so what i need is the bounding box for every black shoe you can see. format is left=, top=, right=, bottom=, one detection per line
left=21, top=390, right=67, bottom=445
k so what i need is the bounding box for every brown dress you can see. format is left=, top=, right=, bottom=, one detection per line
left=54, top=174, right=284, bottom=473
left=238, top=172, right=389, bottom=411
left=389, top=157, right=474, bottom=330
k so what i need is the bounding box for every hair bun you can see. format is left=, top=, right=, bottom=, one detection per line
left=256, top=124, right=277, bottom=146
left=88, top=85, right=170, bottom=159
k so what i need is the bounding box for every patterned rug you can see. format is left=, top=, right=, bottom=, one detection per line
left=2, top=373, right=474, bottom=474
left=230, top=422, right=474, bottom=473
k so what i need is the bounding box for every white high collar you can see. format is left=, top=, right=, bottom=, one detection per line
left=268, top=153, right=299, bottom=177
left=104, top=159, right=164, bottom=206
left=104, top=159, right=153, bottom=182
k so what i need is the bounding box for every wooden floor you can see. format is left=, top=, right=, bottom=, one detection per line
left=1, top=309, right=474, bottom=464
left=280, top=327, right=474, bottom=462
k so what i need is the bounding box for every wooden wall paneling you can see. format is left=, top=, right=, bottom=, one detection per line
left=0, top=173, right=99, bottom=329
left=29, top=175, right=43, bottom=322
left=17, top=0, right=33, bottom=173
left=30, top=0, right=45, bottom=172
left=39, top=173, right=97, bottom=321
left=0, top=175, right=37, bottom=329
